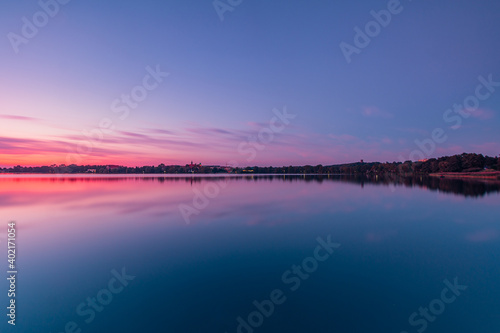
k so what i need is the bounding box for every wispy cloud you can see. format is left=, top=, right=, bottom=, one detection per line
left=3, top=116, right=495, bottom=167
left=381, top=137, right=393, bottom=145
left=395, top=127, right=429, bottom=136
left=143, top=128, right=176, bottom=135
left=469, top=142, right=500, bottom=153
left=0, top=136, right=71, bottom=154
left=0, top=114, right=39, bottom=121
left=328, top=134, right=359, bottom=142
left=469, top=108, right=495, bottom=120
left=361, top=106, right=393, bottom=119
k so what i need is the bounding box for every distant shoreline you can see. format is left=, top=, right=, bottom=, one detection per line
left=0, top=173, right=329, bottom=178
left=430, top=171, right=500, bottom=180
left=1, top=153, right=498, bottom=177
left=1, top=171, right=499, bottom=179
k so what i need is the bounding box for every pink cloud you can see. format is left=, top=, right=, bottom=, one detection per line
left=468, top=142, right=500, bottom=155
left=435, top=145, right=464, bottom=156
left=0, top=114, right=39, bottom=121
left=396, top=127, right=429, bottom=136
left=381, top=137, right=393, bottom=145
left=469, top=108, right=495, bottom=120
left=328, top=134, right=359, bottom=142
left=362, top=106, right=393, bottom=118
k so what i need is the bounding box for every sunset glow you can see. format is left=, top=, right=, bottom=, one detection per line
left=1, top=1, right=499, bottom=167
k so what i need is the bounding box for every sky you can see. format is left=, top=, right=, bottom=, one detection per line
left=1, top=0, right=499, bottom=167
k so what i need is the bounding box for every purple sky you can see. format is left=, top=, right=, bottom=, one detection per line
left=1, top=0, right=499, bottom=167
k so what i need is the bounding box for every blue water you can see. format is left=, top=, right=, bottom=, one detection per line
left=0, top=175, right=499, bottom=332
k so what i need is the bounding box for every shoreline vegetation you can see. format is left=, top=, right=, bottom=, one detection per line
left=1, top=153, right=499, bottom=177
left=430, top=170, right=500, bottom=180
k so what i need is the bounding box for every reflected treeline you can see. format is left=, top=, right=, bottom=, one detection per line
left=412, top=176, right=500, bottom=198
left=1, top=174, right=499, bottom=197
left=314, top=174, right=500, bottom=198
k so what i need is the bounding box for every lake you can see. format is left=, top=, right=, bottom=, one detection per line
left=1, top=174, right=499, bottom=333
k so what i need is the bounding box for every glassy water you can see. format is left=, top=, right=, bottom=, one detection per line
left=0, top=175, right=499, bottom=333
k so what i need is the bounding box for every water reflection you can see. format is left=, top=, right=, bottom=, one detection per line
left=2, top=174, right=497, bottom=197
left=0, top=174, right=499, bottom=333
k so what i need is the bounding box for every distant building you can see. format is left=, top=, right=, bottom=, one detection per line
left=186, top=161, right=202, bottom=173
left=106, top=165, right=121, bottom=171
left=86, top=169, right=97, bottom=173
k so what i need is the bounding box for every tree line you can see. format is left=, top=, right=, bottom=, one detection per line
left=1, top=153, right=499, bottom=174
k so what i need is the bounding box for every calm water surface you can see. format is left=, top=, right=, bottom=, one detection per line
left=0, top=175, right=499, bottom=333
